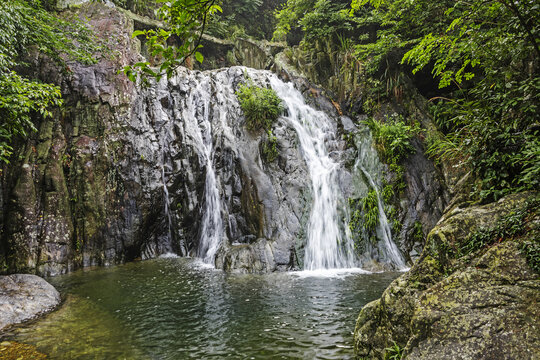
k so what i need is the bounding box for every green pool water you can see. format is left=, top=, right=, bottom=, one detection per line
left=5, top=257, right=399, bottom=359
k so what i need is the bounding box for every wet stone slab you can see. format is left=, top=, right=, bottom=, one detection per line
left=0, top=274, right=60, bottom=331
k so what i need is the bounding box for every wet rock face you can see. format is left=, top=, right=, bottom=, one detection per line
left=1, top=2, right=143, bottom=276
left=398, top=137, right=449, bottom=261
left=0, top=2, right=319, bottom=275
left=354, top=192, right=540, bottom=359
left=0, top=2, right=419, bottom=275
left=0, top=274, right=61, bottom=331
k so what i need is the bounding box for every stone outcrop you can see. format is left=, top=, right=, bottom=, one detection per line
left=0, top=274, right=61, bottom=331
left=1, top=2, right=141, bottom=275
left=354, top=191, right=540, bottom=359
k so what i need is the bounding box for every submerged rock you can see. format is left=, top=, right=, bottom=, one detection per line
left=354, top=192, right=540, bottom=359
left=0, top=274, right=61, bottom=331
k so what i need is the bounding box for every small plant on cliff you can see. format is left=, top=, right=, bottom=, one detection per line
left=365, top=115, right=417, bottom=196
left=365, top=114, right=418, bottom=165
left=362, top=189, right=379, bottom=235
left=261, top=130, right=279, bottom=162
left=349, top=188, right=380, bottom=250
left=412, top=221, right=424, bottom=243
left=236, top=82, right=283, bottom=131
left=384, top=341, right=404, bottom=360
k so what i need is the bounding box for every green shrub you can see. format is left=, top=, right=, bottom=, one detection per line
left=365, top=115, right=416, bottom=197
left=362, top=189, right=379, bottom=234
left=261, top=130, right=279, bottom=162
left=236, top=83, right=283, bottom=131
left=412, top=221, right=424, bottom=243
left=382, top=184, right=394, bottom=203
left=365, top=115, right=418, bottom=165
left=349, top=189, right=380, bottom=250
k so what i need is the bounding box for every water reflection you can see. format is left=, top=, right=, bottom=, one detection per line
left=5, top=258, right=398, bottom=359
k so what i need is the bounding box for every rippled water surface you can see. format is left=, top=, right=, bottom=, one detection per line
left=7, top=258, right=399, bottom=359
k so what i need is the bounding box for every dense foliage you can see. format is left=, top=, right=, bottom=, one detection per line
left=275, top=0, right=539, bottom=202
left=273, top=0, right=359, bottom=45
left=365, top=115, right=417, bottom=166
left=0, top=0, right=97, bottom=163
left=236, top=81, right=283, bottom=163
left=236, top=83, right=283, bottom=131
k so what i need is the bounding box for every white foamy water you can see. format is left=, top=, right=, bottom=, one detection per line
left=268, top=75, right=356, bottom=270
left=167, top=67, right=406, bottom=271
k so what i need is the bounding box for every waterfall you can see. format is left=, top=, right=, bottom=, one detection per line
left=177, top=75, right=224, bottom=264
left=158, top=67, right=405, bottom=271
left=355, top=132, right=407, bottom=269
left=268, top=76, right=356, bottom=270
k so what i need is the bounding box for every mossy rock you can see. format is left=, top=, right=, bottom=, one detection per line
left=354, top=191, right=540, bottom=359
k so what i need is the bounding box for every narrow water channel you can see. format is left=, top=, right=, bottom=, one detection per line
left=6, top=257, right=398, bottom=359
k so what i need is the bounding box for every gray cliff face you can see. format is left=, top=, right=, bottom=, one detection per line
left=1, top=3, right=141, bottom=275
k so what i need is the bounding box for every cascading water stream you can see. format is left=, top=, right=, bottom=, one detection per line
left=268, top=75, right=356, bottom=270
left=161, top=164, right=173, bottom=245
left=355, top=133, right=407, bottom=269
left=178, top=76, right=224, bottom=264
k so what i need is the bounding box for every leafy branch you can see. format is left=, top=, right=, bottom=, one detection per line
left=122, top=0, right=222, bottom=83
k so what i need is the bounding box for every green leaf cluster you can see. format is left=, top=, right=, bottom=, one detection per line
left=348, top=188, right=380, bottom=249
left=123, top=0, right=222, bottom=82
left=361, top=189, right=379, bottom=234
left=236, top=83, right=283, bottom=132
left=365, top=115, right=417, bottom=165
left=384, top=341, right=403, bottom=360
left=261, top=130, right=279, bottom=163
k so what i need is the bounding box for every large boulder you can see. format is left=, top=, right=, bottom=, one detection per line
left=0, top=274, right=61, bottom=331
left=354, top=191, right=540, bottom=359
